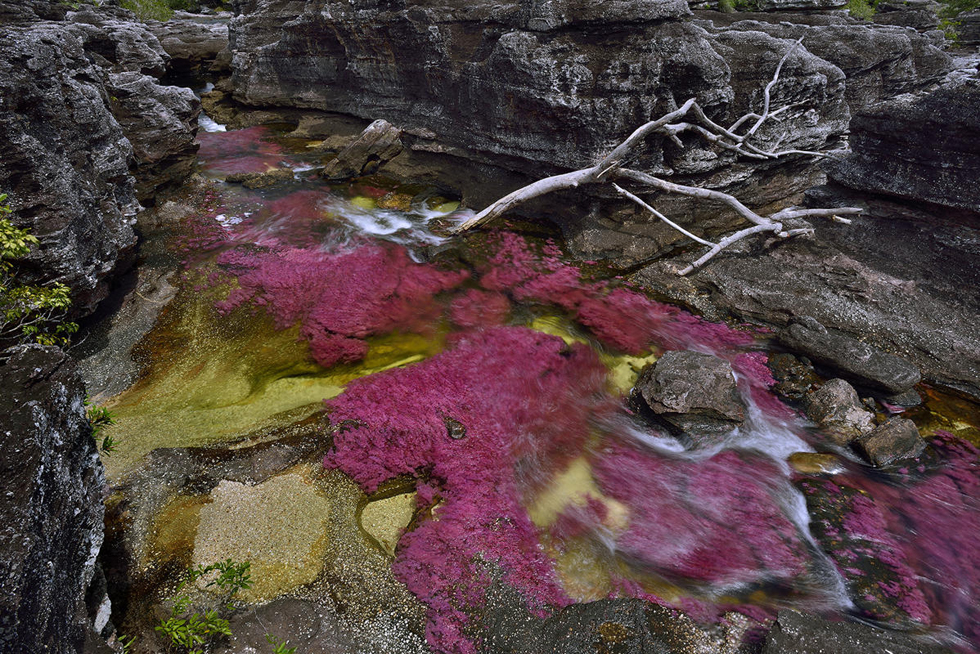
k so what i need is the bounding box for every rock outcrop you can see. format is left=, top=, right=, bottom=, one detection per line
left=146, top=12, right=230, bottom=73
left=0, top=345, right=107, bottom=653
left=0, top=2, right=200, bottom=314
left=0, top=18, right=139, bottom=315
left=826, top=74, right=980, bottom=211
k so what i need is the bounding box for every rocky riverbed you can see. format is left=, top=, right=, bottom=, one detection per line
left=1, top=1, right=979, bottom=654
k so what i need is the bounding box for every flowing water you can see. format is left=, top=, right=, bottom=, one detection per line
left=98, top=121, right=980, bottom=653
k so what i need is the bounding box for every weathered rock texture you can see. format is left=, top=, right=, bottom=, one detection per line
left=763, top=609, right=950, bottom=654
left=0, top=3, right=200, bottom=314
left=635, top=350, right=746, bottom=445
left=147, top=12, right=230, bottom=73
left=0, top=345, right=106, bottom=653
left=803, top=378, right=875, bottom=445
left=827, top=74, right=980, bottom=212
left=0, top=18, right=139, bottom=316
left=778, top=319, right=922, bottom=394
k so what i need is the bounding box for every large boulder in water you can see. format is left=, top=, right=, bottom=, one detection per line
left=0, top=346, right=107, bottom=653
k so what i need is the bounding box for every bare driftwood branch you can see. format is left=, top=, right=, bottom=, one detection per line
left=453, top=36, right=862, bottom=275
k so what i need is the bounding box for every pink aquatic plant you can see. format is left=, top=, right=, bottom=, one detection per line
left=324, top=327, right=613, bottom=653
left=196, top=125, right=289, bottom=175
left=589, top=441, right=809, bottom=588
left=214, top=242, right=467, bottom=367
left=474, top=230, right=758, bottom=355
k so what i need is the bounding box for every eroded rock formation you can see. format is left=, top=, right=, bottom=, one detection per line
left=0, top=345, right=107, bottom=653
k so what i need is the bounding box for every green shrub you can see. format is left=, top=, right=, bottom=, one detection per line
left=0, top=193, right=78, bottom=348
left=156, top=560, right=252, bottom=654
left=937, top=0, right=979, bottom=39
left=846, top=0, right=878, bottom=20
left=120, top=0, right=174, bottom=21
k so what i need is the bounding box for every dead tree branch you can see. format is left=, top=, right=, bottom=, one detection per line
left=453, top=37, right=861, bottom=275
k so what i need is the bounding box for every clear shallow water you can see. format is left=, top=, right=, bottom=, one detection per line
left=103, top=124, right=980, bottom=653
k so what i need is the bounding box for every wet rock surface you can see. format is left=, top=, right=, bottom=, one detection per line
left=803, top=378, right=875, bottom=445
left=763, top=609, right=950, bottom=654
left=0, top=345, right=106, bottom=653
left=778, top=319, right=922, bottom=395
left=635, top=350, right=746, bottom=446
left=854, top=417, right=927, bottom=467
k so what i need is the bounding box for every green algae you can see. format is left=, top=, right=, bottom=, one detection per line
left=99, top=287, right=447, bottom=482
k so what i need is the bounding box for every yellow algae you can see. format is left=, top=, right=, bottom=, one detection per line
left=359, top=491, right=417, bottom=556
left=99, top=289, right=447, bottom=482
left=528, top=456, right=628, bottom=534
left=527, top=314, right=656, bottom=394
left=551, top=538, right=614, bottom=602
left=147, top=494, right=211, bottom=569
left=912, top=386, right=980, bottom=446
left=432, top=201, right=460, bottom=214
left=192, top=467, right=333, bottom=602
left=787, top=452, right=847, bottom=476
left=350, top=195, right=377, bottom=210
left=604, top=352, right=658, bottom=396
left=529, top=315, right=589, bottom=346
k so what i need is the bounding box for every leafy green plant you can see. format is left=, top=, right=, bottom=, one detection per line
left=86, top=399, right=117, bottom=455
left=0, top=193, right=78, bottom=348
left=118, top=634, right=136, bottom=654
left=156, top=560, right=252, bottom=653
left=266, top=634, right=297, bottom=654
left=120, top=0, right=174, bottom=21
left=937, top=0, right=978, bottom=40
left=846, top=0, right=879, bottom=19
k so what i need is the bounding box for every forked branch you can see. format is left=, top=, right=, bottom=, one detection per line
left=453, top=37, right=861, bottom=275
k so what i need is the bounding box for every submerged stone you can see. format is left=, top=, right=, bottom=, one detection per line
left=193, top=470, right=333, bottom=601
left=762, top=609, right=950, bottom=654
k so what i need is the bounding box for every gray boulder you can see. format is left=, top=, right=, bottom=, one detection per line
left=0, top=345, right=107, bottom=653
left=803, top=378, right=875, bottom=446
left=635, top=350, right=745, bottom=446
left=854, top=417, right=927, bottom=467
left=321, top=119, right=404, bottom=181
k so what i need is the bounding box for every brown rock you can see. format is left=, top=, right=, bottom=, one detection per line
left=804, top=378, right=876, bottom=446
left=321, top=119, right=403, bottom=181
left=853, top=417, right=926, bottom=467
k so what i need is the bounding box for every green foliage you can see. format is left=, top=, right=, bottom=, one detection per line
left=266, top=634, right=297, bottom=654
left=0, top=193, right=78, bottom=348
left=86, top=399, right=117, bottom=455
left=846, top=0, right=879, bottom=20
left=120, top=0, right=174, bottom=21
left=156, top=560, right=252, bottom=653
left=118, top=634, right=136, bottom=654
left=937, top=0, right=979, bottom=39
